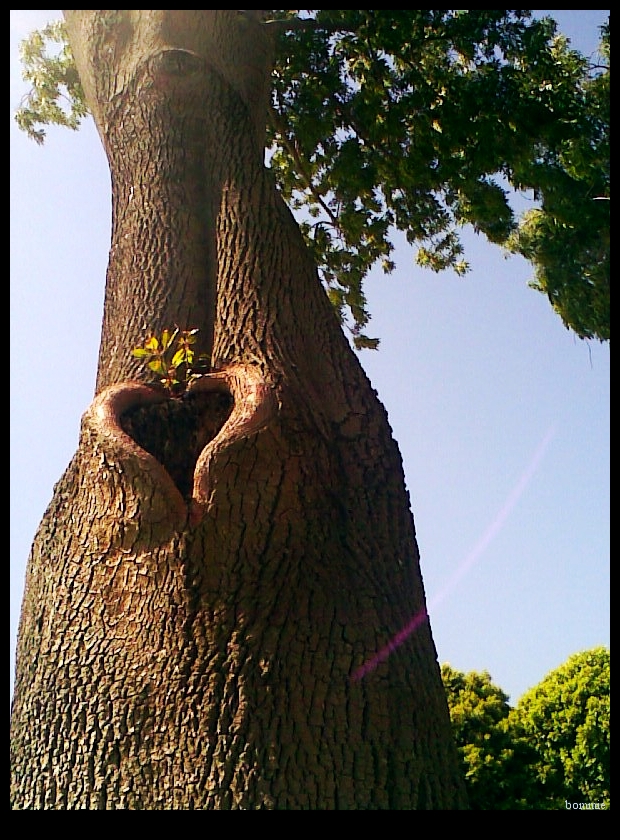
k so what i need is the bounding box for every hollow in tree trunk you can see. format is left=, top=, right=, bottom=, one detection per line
left=10, top=10, right=468, bottom=810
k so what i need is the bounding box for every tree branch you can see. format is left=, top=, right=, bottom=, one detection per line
left=268, top=101, right=341, bottom=232
left=262, top=15, right=356, bottom=35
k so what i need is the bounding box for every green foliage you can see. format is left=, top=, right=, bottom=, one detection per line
left=131, top=327, right=208, bottom=396
left=441, top=664, right=538, bottom=809
left=442, top=648, right=611, bottom=809
left=513, top=647, right=610, bottom=808
left=506, top=24, right=610, bottom=341
left=15, top=11, right=610, bottom=346
left=268, top=10, right=610, bottom=345
left=15, top=21, right=87, bottom=144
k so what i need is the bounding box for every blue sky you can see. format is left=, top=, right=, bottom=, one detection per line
left=10, top=10, right=609, bottom=705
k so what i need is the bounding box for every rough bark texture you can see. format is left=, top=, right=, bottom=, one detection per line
left=10, top=10, right=468, bottom=809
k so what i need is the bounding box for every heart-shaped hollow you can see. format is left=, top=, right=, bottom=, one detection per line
left=84, top=365, right=277, bottom=529
left=120, top=389, right=234, bottom=501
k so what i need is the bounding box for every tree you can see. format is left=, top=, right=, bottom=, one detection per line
left=514, top=647, right=610, bottom=808
left=441, top=652, right=610, bottom=810
left=506, top=22, right=610, bottom=341
left=441, top=664, right=538, bottom=809
left=15, top=11, right=610, bottom=346
left=10, top=11, right=608, bottom=810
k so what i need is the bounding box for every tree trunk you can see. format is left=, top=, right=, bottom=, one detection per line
left=10, top=11, right=468, bottom=810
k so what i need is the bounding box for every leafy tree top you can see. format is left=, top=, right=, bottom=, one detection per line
left=514, top=646, right=610, bottom=805
left=442, top=649, right=611, bottom=809
left=15, top=10, right=610, bottom=347
left=441, top=663, right=537, bottom=809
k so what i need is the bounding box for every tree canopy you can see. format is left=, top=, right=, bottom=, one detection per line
left=441, top=663, right=537, bottom=809
left=16, top=10, right=610, bottom=347
left=442, top=648, right=611, bottom=809
left=515, top=646, right=610, bottom=807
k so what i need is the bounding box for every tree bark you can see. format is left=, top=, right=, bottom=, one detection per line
left=10, top=10, right=468, bottom=809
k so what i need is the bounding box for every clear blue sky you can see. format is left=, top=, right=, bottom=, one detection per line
left=10, top=10, right=610, bottom=706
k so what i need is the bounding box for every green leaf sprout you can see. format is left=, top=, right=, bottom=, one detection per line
left=131, top=327, right=209, bottom=395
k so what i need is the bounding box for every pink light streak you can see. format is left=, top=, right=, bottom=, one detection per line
left=351, top=426, right=556, bottom=681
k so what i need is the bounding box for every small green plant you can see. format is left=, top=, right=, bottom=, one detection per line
left=132, top=327, right=208, bottom=395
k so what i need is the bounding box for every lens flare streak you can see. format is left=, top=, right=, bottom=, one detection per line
left=351, top=426, right=556, bottom=681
